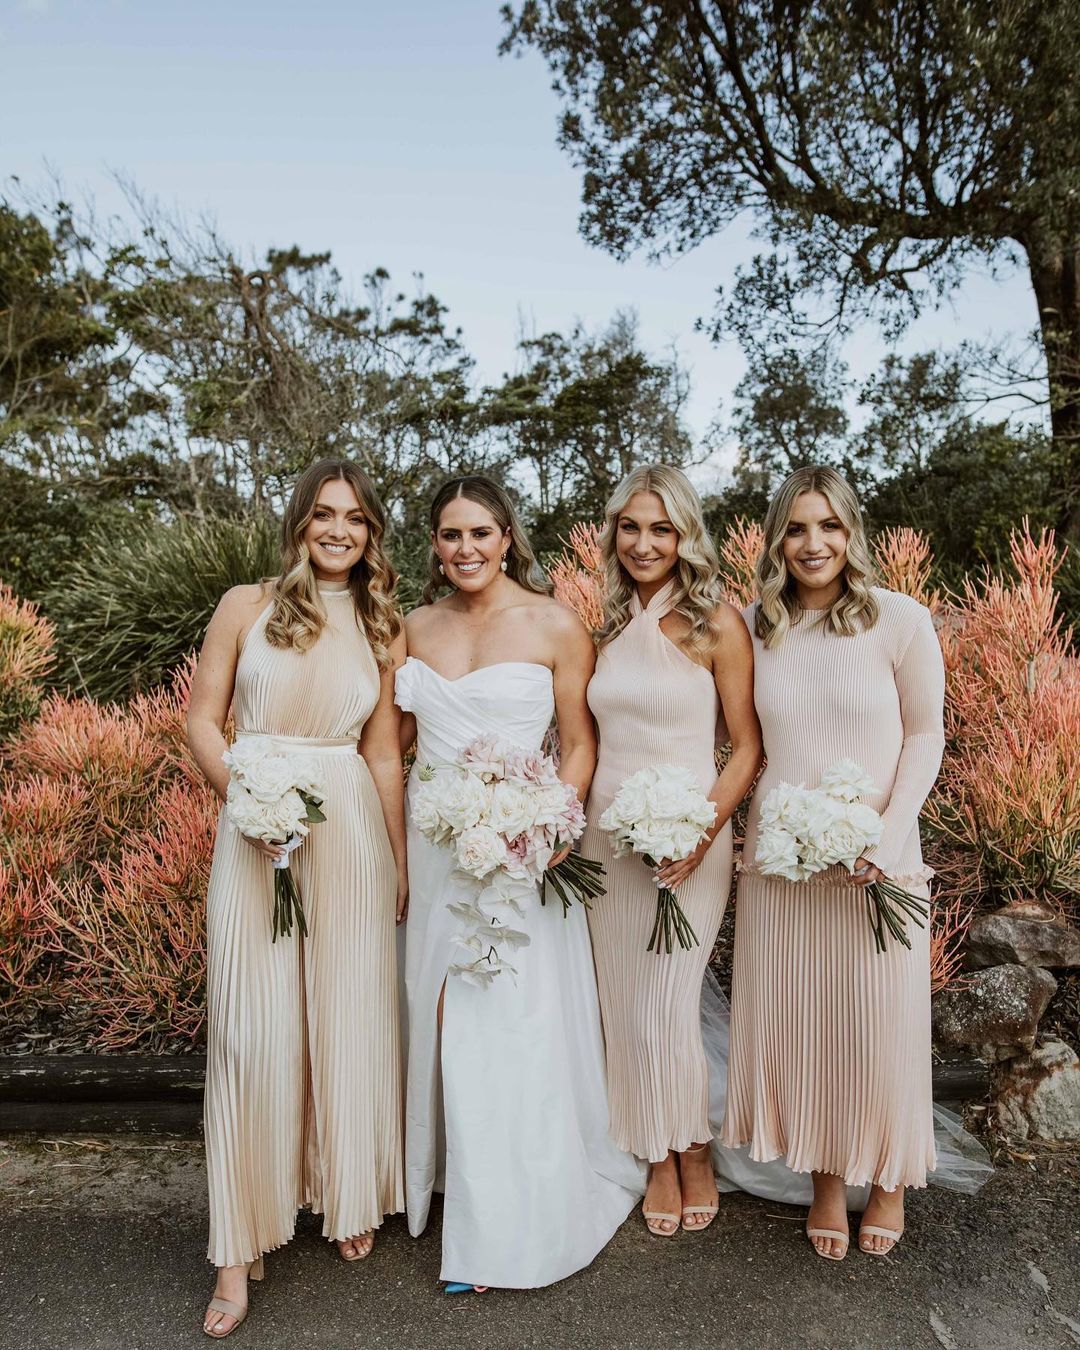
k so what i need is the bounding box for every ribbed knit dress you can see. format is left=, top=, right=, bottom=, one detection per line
left=203, top=583, right=404, bottom=1268
left=583, top=580, right=733, bottom=1163
left=721, top=588, right=944, bottom=1191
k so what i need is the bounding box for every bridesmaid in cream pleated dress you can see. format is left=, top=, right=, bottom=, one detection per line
left=188, top=460, right=407, bottom=1338
left=583, top=465, right=762, bottom=1237
left=722, top=466, right=945, bottom=1262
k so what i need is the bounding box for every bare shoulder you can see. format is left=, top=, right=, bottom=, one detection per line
left=215, top=581, right=273, bottom=623
left=708, top=599, right=754, bottom=648
left=539, top=594, right=590, bottom=639
left=404, top=601, right=443, bottom=641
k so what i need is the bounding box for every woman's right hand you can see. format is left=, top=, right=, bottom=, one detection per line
left=241, top=833, right=286, bottom=862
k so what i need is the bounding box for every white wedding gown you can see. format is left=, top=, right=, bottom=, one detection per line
left=395, top=658, right=645, bottom=1288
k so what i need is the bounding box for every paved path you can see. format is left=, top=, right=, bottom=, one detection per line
left=1, top=1135, right=1078, bottom=1350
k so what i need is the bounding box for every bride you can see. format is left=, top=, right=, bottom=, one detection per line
left=395, top=475, right=644, bottom=1291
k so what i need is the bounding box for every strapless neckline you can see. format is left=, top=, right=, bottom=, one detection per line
left=403, top=656, right=553, bottom=686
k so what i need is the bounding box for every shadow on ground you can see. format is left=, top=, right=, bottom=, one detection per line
left=1, top=1134, right=1078, bottom=1350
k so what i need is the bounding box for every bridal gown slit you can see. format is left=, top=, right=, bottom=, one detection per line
left=396, top=657, right=644, bottom=1289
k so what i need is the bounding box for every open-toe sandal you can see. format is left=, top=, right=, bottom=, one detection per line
left=644, top=1210, right=681, bottom=1237
left=203, top=1257, right=264, bottom=1339
left=805, top=1227, right=849, bottom=1261
left=859, top=1224, right=903, bottom=1256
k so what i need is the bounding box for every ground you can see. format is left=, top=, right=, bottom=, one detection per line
left=1, top=1135, right=1078, bottom=1350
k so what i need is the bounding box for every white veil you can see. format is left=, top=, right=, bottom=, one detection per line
left=701, top=968, right=993, bottom=1209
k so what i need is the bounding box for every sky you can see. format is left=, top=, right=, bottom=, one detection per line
left=2, top=0, right=1040, bottom=485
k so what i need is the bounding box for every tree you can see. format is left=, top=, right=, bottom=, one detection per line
left=730, top=345, right=849, bottom=506
left=487, top=310, right=694, bottom=550
left=503, top=0, right=1080, bottom=534
left=0, top=201, right=143, bottom=480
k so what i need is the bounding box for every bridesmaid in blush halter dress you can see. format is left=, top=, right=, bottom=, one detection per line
left=188, top=461, right=407, bottom=1338
left=582, top=465, right=762, bottom=1237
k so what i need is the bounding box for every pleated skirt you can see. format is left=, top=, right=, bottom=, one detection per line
left=584, top=819, right=733, bottom=1164
left=204, top=756, right=404, bottom=1267
left=721, top=872, right=936, bottom=1191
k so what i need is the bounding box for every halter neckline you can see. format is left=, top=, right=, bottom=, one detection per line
left=629, top=578, right=677, bottom=620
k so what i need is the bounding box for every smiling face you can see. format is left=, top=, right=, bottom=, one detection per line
left=433, top=494, right=510, bottom=594
left=781, top=490, right=849, bottom=608
left=615, top=490, right=680, bottom=595
left=301, top=476, right=369, bottom=583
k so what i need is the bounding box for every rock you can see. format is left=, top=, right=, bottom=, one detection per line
left=965, top=900, right=1080, bottom=971
left=932, top=964, right=1057, bottom=1062
left=993, top=1038, right=1080, bottom=1140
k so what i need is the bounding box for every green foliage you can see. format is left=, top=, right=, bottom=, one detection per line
left=45, top=513, right=281, bottom=701
left=487, top=312, right=695, bottom=553
left=503, top=0, right=1080, bottom=533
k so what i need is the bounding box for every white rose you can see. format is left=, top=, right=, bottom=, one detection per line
left=439, top=772, right=490, bottom=833
left=410, top=783, right=452, bottom=845
left=455, top=824, right=507, bottom=879
left=842, top=801, right=884, bottom=845
left=820, top=758, right=878, bottom=802
left=754, top=827, right=802, bottom=877
left=489, top=781, right=537, bottom=840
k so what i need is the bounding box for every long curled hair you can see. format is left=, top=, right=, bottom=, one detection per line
left=421, top=475, right=549, bottom=604
left=264, top=458, right=402, bottom=668
left=754, top=465, right=879, bottom=648
left=598, top=464, right=726, bottom=655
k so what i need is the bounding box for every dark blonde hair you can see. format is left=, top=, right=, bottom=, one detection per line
left=421, top=475, right=549, bottom=604
left=265, top=458, right=402, bottom=667
left=598, top=463, right=726, bottom=655
left=755, top=465, right=879, bottom=648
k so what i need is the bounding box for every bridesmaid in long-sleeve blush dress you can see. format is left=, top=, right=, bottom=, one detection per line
left=722, top=466, right=946, bottom=1262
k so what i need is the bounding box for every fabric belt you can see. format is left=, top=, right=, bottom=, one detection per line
left=233, top=732, right=359, bottom=756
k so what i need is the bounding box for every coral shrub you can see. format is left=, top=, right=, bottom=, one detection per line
left=0, top=647, right=217, bottom=1049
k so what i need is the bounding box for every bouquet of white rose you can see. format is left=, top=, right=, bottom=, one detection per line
left=755, top=757, right=929, bottom=953
left=598, top=764, right=718, bottom=954
left=411, top=734, right=605, bottom=987
left=223, top=737, right=326, bottom=942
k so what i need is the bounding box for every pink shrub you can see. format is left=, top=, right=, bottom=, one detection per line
left=718, top=518, right=764, bottom=609
left=550, top=522, right=606, bottom=632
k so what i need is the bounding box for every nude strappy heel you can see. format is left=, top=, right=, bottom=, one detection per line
left=680, top=1143, right=719, bottom=1232
left=859, top=1224, right=903, bottom=1256
left=805, top=1227, right=849, bottom=1261
left=203, top=1256, right=264, bottom=1339
left=644, top=1209, right=682, bottom=1237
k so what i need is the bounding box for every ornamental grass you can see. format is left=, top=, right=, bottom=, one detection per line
left=0, top=582, right=55, bottom=740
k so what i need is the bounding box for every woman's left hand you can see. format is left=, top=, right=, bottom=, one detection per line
left=547, top=844, right=572, bottom=870
left=395, top=873, right=410, bottom=925
left=655, top=835, right=713, bottom=890
left=849, top=856, right=884, bottom=888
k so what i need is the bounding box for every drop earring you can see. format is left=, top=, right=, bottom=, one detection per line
left=500, top=555, right=508, bottom=572
left=438, top=563, right=445, bottom=575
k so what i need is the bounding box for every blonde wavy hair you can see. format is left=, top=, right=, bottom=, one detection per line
left=598, top=464, right=725, bottom=655
left=265, top=458, right=402, bottom=668
left=421, top=476, right=549, bottom=605
left=754, top=465, right=879, bottom=648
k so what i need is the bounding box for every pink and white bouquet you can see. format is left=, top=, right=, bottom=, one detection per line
left=598, top=764, right=717, bottom=954
left=223, top=737, right=326, bottom=942
left=755, top=758, right=929, bottom=953
left=412, top=734, right=605, bottom=986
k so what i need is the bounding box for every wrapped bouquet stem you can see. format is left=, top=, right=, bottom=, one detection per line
left=598, top=764, right=717, bottom=954
left=755, top=757, right=928, bottom=954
